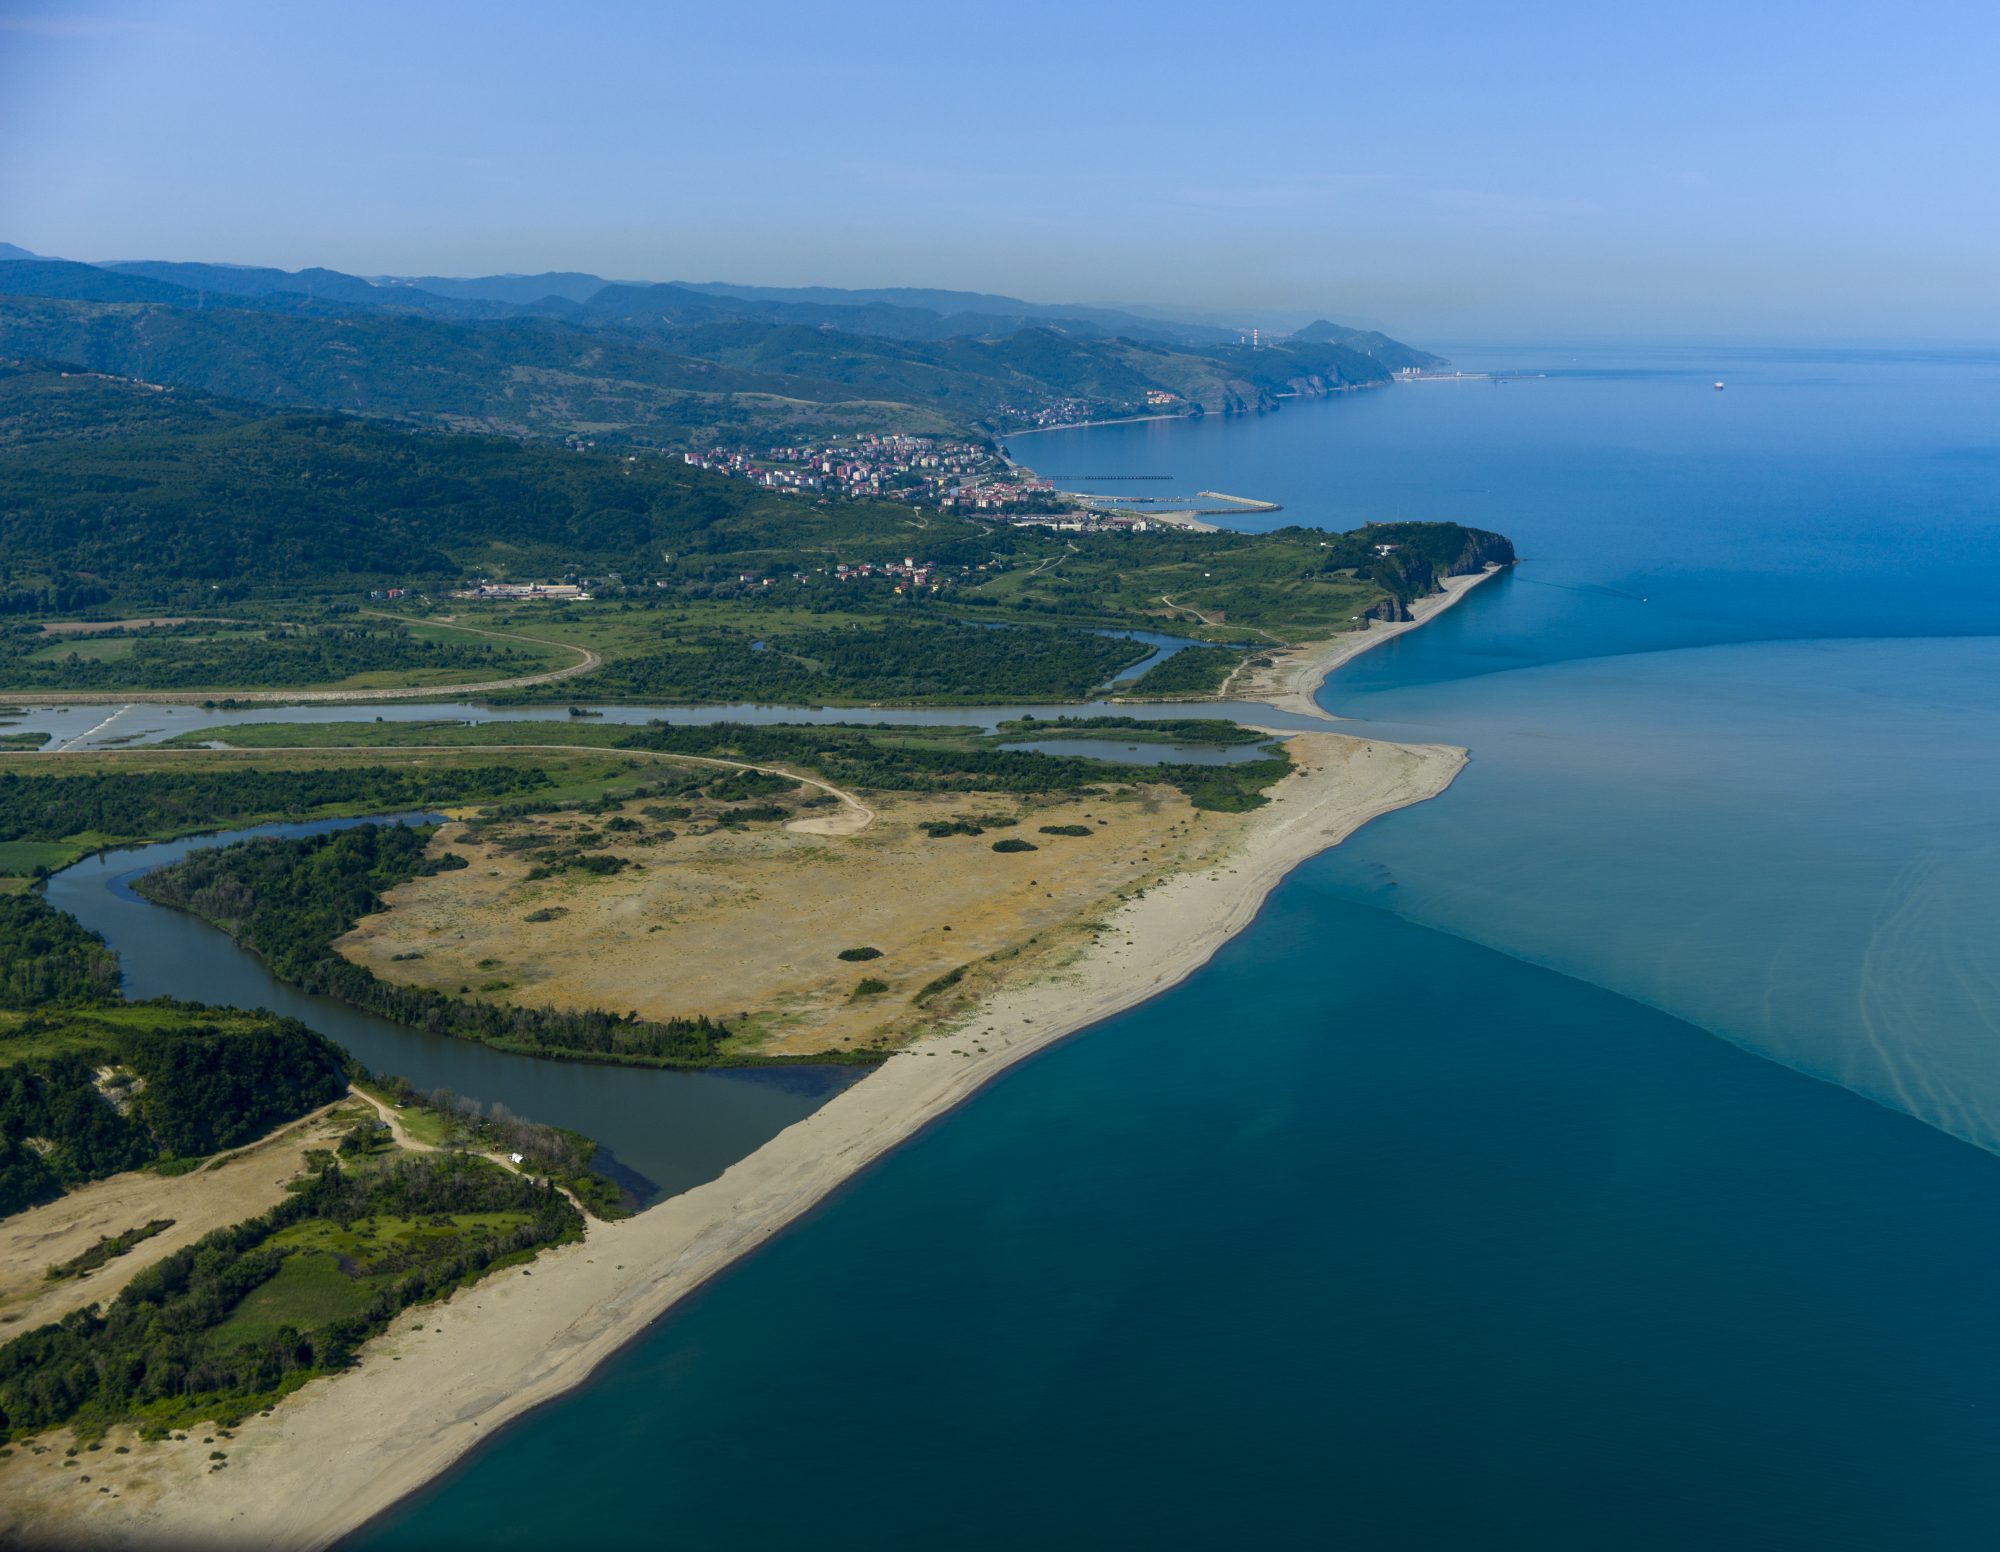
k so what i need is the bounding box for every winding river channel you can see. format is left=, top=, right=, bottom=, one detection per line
left=30, top=683, right=1283, bottom=1204
left=42, top=816, right=856, bottom=1205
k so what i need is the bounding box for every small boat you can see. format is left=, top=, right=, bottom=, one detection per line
left=1714, top=380, right=1726, bottom=391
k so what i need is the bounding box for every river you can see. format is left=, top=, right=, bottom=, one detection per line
left=43, top=818, right=856, bottom=1205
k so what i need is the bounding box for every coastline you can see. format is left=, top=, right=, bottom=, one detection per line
left=1221, top=564, right=1507, bottom=720
left=0, top=735, right=1467, bottom=1549
left=998, top=411, right=1189, bottom=442
left=0, top=573, right=1489, bottom=1549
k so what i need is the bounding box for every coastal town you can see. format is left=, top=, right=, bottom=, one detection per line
left=674, top=432, right=1205, bottom=533
left=678, top=432, right=1006, bottom=504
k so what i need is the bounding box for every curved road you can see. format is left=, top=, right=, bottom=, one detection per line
left=2, top=614, right=603, bottom=708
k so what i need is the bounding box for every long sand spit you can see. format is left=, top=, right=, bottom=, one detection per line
left=1, top=735, right=1465, bottom=1548
left=1, top=764, right=1469, bottom=1549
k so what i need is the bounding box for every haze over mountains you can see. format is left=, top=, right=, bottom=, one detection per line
left=0, top=245, right=1441, bottom=449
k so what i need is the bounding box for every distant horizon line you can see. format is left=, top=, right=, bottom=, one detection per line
left=7, top=240, right=1998, bottom=354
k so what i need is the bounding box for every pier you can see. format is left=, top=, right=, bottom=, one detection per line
left=1195, top=490, right=1282, bottom=514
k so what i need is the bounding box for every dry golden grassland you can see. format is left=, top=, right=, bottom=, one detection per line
left=337, top=781, right=1244, bottom=1056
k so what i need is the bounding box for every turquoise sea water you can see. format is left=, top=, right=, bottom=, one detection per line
left=357, top=345, right=2000, bottom=1549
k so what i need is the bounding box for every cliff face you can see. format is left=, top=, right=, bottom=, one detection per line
left=1448, top=527, right=1516, bottom=575
left=1349, top=522, right=1515, bottom=619
left=1374, top=551, right=1439, bottom=603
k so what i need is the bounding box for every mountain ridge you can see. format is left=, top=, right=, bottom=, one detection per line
left=0, top=245, right=1446, bottom=443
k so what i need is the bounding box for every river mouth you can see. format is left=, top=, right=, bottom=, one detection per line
left=44, top=815, right=860, bottom=1209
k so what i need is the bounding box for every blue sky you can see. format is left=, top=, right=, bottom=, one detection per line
left=2, top=0, right=1994, bottom=341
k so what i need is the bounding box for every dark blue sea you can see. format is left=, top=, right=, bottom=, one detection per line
left=355, top=344, right=2000, bottom=1550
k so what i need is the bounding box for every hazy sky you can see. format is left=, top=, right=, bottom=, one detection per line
left=3, top=0, right=1995, bottom=341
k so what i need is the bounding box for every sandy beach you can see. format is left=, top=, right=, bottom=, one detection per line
left=1222, top=564, right=1506, bottom=719
left=0, top=574, right=1500, bottom=1548
left=0, top=731, right=1465, bottom=1549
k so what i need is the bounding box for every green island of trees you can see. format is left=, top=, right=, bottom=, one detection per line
left=44, top=1218, right=175, bottom=1282
left=1122, top=644, right=1248, bottom=697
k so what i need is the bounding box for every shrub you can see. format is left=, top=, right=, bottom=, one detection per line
left=1038, top=825, right=1092, bottom=837
left=851, top=978, right=889, bottom=999
left=725, top=804, right=792, bottom=823
left=991, top=838, right=1038, bottom=854
left=837, top=947, right=882, bottom=962
left=912, top=965, right=969, bottom=1004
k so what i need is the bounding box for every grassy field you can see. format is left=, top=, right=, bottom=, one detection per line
left=9, top=523, right=1400, bottom=704
left=0, top=533, right=1398, bottom=702
left=208, top=1251, right=373, bottom=1346
left=0, top=838, right=81, bottom=875
left=213, top=1207, right=538, bottom=1347
left=0, top=1002, right=292, bottom=1063
left=347, top=1080, right=459, bottom=1147
left=342, top=780, right=1228, bottom=1058
left=160, top=720, right=648, bottom=751
left=25, top=634, right=137, bottom=663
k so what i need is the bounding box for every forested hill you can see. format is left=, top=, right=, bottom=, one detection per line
left=0, top=249, right=1444, bottom=444
left=0, top=363, right=954, bottom=603
left=0, top=363, right=1511, bottom=635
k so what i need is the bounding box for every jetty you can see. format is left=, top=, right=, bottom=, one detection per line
left=1195, top=490, right=1282, bottom=514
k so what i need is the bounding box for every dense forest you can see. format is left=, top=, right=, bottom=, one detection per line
left=0, top=890, right=119, bottom=1006
left=570, top=621, right=1149, bottom=703
left=0, top=363, right=952, bottom=607
left=1123, top=644, right=1246, bottom=696
left=0, top=979, right=348, bottom=1216
left=0, top=618, right=542, bottom=691
left=0, top=764, right=555, bottom=858
left=135, top=824, right=746, bottom=1067
left=0, top=1151, right=580, bottom=1439
left=0, top=364, right=1507, bottom=635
